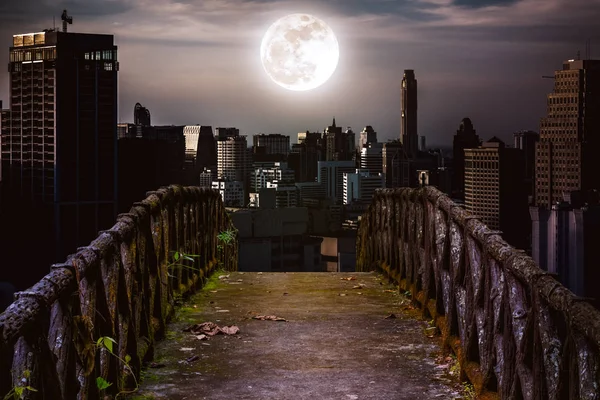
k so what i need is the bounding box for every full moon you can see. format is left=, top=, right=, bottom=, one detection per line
left=260, top=14, right=339, bottom=91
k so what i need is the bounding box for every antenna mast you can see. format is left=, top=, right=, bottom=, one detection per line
left=61, top=9, right=73, bottom=33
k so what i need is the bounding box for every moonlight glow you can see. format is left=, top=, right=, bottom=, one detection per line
left=260, top=14, right=340, bottom=91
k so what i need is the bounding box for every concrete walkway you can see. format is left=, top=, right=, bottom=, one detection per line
left=134, top=272, right=463, bottom=400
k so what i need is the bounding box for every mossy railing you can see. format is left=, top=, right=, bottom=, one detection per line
left=0, top=185, right=237, bottom=399
left=357, top=187, right=600, bottom=400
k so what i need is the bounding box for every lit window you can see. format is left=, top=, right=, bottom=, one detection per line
left=96, top=51, right=100, bottom=60
left=85, top=53, right=90, bottom=60
left=104, top=63, right=113, bottom=71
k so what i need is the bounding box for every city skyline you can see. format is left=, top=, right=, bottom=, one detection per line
left=1, top=0, right=599, bottom=146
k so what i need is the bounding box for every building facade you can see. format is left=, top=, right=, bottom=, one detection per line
left=464, top=137, right=528, bottom=249
left=452, top=118, right=481, bottom=200
left=317, top=160, right=356, bottom=203
left=401, top=69, right=418, bottom=159
left=343, top=169, right=384, bottom=205
left=534, top=59, right=600, bottom=209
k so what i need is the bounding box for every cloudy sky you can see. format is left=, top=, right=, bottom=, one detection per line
left=0, top=0, right=599, bottom=146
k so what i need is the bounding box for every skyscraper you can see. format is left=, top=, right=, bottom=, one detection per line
left=534, top=59, right=600, bottom=209
left=452, top=118, right=481, bottom=200
left=514, top=130, right=539, bottom=199
left=0, top=29, right=118, bottom=262
left=253, top=133, right=290, bottom=156
left=401, top=70, right=418, bottom=159
left=464, top=138, right=528, bottom=249
left=134, top=102, right=151, bottom=126
left=359, top=126, right=377, bottom=149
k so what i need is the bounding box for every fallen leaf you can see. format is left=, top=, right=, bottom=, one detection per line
left=283, top=292, right=289, bottom=296
left=196, top=334, right=208, bottom=341
left=185, top=355, right=200, bottom=363
left=339, top=293, right=347, bottom=296
left=218, top=275, right=230, bottom=280
left=352, top=284, right=365, bottom=289
left=357, top=292, right=363, bottom=295
left=220, top=326, right=240, bottom=335
left=210, top=290, right=218, bottom=293
left=384, top=290, right=396, bottom=293
left=252, top=315, right=287, bottom=322
left=257, top=272, right=263, bottom=275
left=216, top=310, right=230, bottom=313
left=180, top=347, right=194, bottom=352
left=340, top=277, right=356, bottom=281
left=148, top=362, right=166, bottom=369
left=384, top=313, right=397, bottom=319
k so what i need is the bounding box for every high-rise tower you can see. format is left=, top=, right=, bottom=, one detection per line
left=0, top=25, right=119, bottom=282
left=401, top=70, right=418, bottom=159
left=534, top=59, right=600, bottom=208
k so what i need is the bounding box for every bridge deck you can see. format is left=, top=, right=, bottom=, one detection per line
left=135, top=272, right=462, bottom=400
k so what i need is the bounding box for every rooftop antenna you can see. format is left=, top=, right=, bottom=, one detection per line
left=53, top=16, right=55, bottom=31
left=577, top=50, right=581, bottom=60
left=61, top=9, right=73, bottom=33
left=586, top=39, right=591, bottom=60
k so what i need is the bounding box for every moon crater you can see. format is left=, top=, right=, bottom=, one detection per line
left=260, top=14, right=340, bottom=91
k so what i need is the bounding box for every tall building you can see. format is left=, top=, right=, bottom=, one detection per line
left=359, top=126, right=377, bottom=149
left=343, top=169, right=384, bottom=205
left=452, top=118, right=481, bottom=200
left=215, top=127, right=240, bottom=140
left=182, top=125, right=217, bottom=183
left=534, top=59, right=600, bottom=209
left=0, top=29, right=119, bottom=267
left=464, top=138, right=528, bottom=249
left=134, top=102, right=151, bottom=126
left=382, top=141, right=410, bottom=188
left=253, top=133, right=290, bottom=156
left=217, top=134, right=251, bottom=202
left=317, top=160, right=356, bottom=203
left=360, top=142, right=383, bottom=174
left=514, top=130, right=539, bottom=199
left=530, top=191, right=600, bottom=303
left=401, top=70, right=418, bottom=159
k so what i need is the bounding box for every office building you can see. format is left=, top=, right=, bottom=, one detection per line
left=215, top=127, right=239, bottom=140
left=317, top=160, right=356, bottom=202
left=452, top=118, right=481, bottom=200
left=382, top=141, right=410, bottom=188
left=360, top=142, right=383, bottom=174
left=359, top=126, right=377, bottom=149
left=217, top=135, right=250, bottom=183
left=514, top=130, right=539, bottom=199
left=212, top=179, right=245, bottom=207
left=0, top=28, right=119, bottom=266
left=343, top=169, right=384, bottom=205
left=401, top=70, right=418, bottom=159
left=295, top=182, right=326, bottom=206
left=253, top=133, right=290, bottom=156
left=464, top=137, right=528, bottom=249
left=534, top=59, right=600, bottom=209
left=530, top=191, right=600, bottom=303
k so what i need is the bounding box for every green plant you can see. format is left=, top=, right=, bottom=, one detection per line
left=95, top=336, right=138, bottom=399
left=167, top=251, right=202, bottom=277
left=3, top=370, right=37, bottom=400
left=216, top=229, right=236, bottom=250
left=462, top=382, right=476, bottom=399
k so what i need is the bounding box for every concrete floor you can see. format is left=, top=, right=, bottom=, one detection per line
left=133, top=272, right=463, bottom=400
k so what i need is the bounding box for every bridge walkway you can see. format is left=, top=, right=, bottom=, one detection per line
left=134, top=272, right=463, bottom=400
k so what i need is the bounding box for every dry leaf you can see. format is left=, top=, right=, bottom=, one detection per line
left=180, top=347, right=194, bottom=352
left=384, top=313, right=397, bottom=319
left=220, top=326, right=240, bottom=335
left=340, top=277, right=356, bottom=281
left=196, top=334, right=208, bottom=340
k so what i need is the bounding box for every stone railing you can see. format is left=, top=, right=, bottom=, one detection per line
left=0, top=186, right=238, bottom=399
left=357, top=187, right=600, bottom=400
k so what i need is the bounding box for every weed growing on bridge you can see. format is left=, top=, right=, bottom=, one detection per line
left=2, top=370, right=37, bottom=400
left=95, top=336, right=139, bottom=399
left=216, top=229, right=236, bottom=270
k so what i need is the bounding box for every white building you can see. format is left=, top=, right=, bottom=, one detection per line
left=343, top=169, right=385, bottom=205
left=212, top=179, right=245, bottom=207
left=317, top=161, right=356, bottom=202
left=217, top=135, right=251, bottom=183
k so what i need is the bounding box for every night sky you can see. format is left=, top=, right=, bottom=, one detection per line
left=0, top=0, right=598, bottom=146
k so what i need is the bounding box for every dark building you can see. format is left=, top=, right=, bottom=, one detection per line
left=253, top=133, right=290, bottom=156
left=452, top=118, right=481, bottom=200
left=134, top=102, right=151, bottom=126
left=289, top=131, right=323, bottom=183
left=358, top=126, right=377, bottom=149
left=464, top=138, right=529, bottom=250
left=514, top=130, right=539, bottom=199
left=382, top=141, right=410, bottom=188
left=401, top=70, right=418, bottom=159
left=0, top=29, right=118, bottom=288
left=534, top=59, right=600, bottom=209
left=324, top=118, right=354, bottom=161
left=117, top=127, right=185, bottom=213
left=530, top=191, right=600, bottom=305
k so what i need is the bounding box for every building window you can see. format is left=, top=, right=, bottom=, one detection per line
left=104, top=63, right=113, bottom=71
left=84, top=53, right=90, bottom=60
left=95, top=51, right=101, bottom=60
left=24, top=51, right=32, bottom=61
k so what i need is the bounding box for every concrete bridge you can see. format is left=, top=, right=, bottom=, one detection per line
left=0, top=186, right=599, bottom=399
